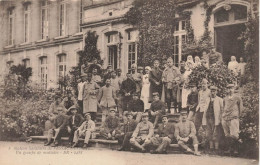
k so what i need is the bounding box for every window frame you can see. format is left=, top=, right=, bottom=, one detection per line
left=24, top=3, right=31, bottom=43
left=59, top=0, right=67, bottom=36
left=8, top=8, right=15, bottom=45
left=41, top=1, right=49, bottom=39
left=57, top=54, right=67, bottom=78
left=39, top=57, right=48, bottom=89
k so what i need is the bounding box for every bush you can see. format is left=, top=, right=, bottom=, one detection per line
left=239, top=81, right=259, bottom=158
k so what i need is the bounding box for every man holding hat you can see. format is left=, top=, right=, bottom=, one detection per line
left=130, top=112, right=154, bottom=152
left=222, top=83, right=243, bottom=155
left=117, top=112, right=138, bottom=151
left=195, top=79, right=210, bottom=132
left=100, top=108, right=121, bottom=140
left=67, top=105, right=84, bottom=146
left=44, top=106, right=68, bottom=147
left=149, top=115, right=175, bottom=154
left=126, top=92, right=144, bottom=122
left=202, top=85, right=223, bottom=154
left=72, top=112, right=95, bottom=148
left=175, top=110, right=200, bottom=156
left=150, top=92, right=166, bottom=128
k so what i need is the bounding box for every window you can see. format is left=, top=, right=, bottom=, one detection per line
left=108, top=46, right=117, bottom=70
left=41, top=1, right=49, bottom=39
left=173, top=20, right=187, bottom=67
left=128, top=43, right=136, bottom=73
left=59, top=0, right=67, bottom=36
left=8, top=8, right=14, bottom=45
left=24, top=4, right=31, bottom=42
left=58, top=54, right=67, bottom=78
left=107, top=33, right=118, bottom=44
left=40, top=57, right=48, bottom=89
left=23, top=59, right=30, bottom=68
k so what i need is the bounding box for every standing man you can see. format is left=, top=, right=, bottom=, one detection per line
left=208, top=48, right=223, bottom=66
left=238, top=57, right=246, bottom=76
left=175, top=111, right=200, bottom=156
left=82, top=73, right=100, bottom=121
left=149, top=59, right=163, bottom=98
left=117, top=112, right=138, bottom=151
left=120, top=73, right=136, bottom=115
left=130, top=112, right=154, bottom=152
left=44, top=106, right=68, bottom=147
left=162, top=57, right=182, bottom=113
left=67, top=106, right=84, bottom=146
left=72, top=113, right=96, bottom=148
left=202, top=86, right=223, bottom=154
left=149, top=115, right=175, bottom=154
left=187, top=83, right=198, bottom=121
left=195, top=79, right=210, bottom=133
left=222, top=84, right=243, bottom=155
left=103, top=65, right=113, bottom=85
left=77, top=75, right=86, bottom=114
left=92, top=68, right=102, bottom=86
left=131, top=64, right=142, bottom=94
left=100, top=109, right=121, bottom=140
left=98, top=79, right=117, bottom=122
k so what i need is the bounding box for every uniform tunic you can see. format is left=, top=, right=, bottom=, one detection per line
left=82, top=81, right=100, bottom=113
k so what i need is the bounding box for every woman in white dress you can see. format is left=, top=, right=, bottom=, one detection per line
left=141, top=66, right=152, bottom=111
left=194, top=56, right=201, bottom=68
left=182, top=61, right=193, bottom=110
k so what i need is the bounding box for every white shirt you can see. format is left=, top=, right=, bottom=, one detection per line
left=78, top=82, right=85, bottom=101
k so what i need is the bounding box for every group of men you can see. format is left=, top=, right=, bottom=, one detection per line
left=44, top=55, right=243, bottom=156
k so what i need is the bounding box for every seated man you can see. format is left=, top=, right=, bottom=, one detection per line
left=44, top=106, right=68, bottom=147
left=149, top=115, right=175, bottom=154
left=62, top=90, right=78, bottom=112
left=130, top=112, right=154, bottom=152
left=150, top=92, right=166, bottom=128
left=72, top=113, right=95, bottom=148
left=117, top=112, right=138, bottom=151
left=175, top=111, right=201, bottom=156
left=125, top=92, right=144, bottom=122
left=100, top=108, right=121, bottom=140
left=67, top=105, right=84, bottom=146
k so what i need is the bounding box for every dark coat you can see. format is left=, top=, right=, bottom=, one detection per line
left=68, top=114, right=84, bottom=129
left=102, top=116, right=121, bottom=133
left=157, top=122, right=175, bottom=141
left=149, top=68, right=163, bottom=95
left=150, top=100, right=166, bottom=112
left=127, top=99, right=144, bottom=112
left=53, top=114, right=68, bottom=129
left=121, top=78, right=136, bottom=95
left=122, top=119, right=138, bottom=134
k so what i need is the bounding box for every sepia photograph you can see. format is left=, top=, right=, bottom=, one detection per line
left=0, top=0, right=259, bottom=165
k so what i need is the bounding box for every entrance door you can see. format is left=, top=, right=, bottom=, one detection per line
left=108, top=45, right=118, bottom=70
left=215, top=24, right=245, bottom=64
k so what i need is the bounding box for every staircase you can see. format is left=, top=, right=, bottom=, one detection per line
left=30, top=110, right=181, bottom=152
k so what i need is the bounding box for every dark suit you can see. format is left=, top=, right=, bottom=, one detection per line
left=100, top=116, right=121, bottom=139
left=47, top=114, right=68, bottom=143
left=120, top=78, right=136, bottom=111
left=150, top=122, right=175, bottom=153
left=117, top=119, right=138, bottom=150
left=149, top=68, right=163, bottom=97
left=68, top=114, right=84, bottom=142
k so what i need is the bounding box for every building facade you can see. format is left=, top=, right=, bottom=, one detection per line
left=0, top=0, right=258, bottom=89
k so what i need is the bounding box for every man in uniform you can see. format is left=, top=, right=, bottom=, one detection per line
left=149, top=59, right=163, bottom=97
left=175, top=111, right=201, bottom=156
left=149, top=115, right=175, bottom=154
left=150, top=92, right=166, bottom=128
left=126, top=92, right=144, bottom=122
left=130, top=112, right=154, bottom=152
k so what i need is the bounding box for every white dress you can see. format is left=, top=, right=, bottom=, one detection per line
left=182, top=70, right=192, bottom=108
left=140, top=74, right=151, bottom=110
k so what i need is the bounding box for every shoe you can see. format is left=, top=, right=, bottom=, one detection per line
left=83, top=144, right=88, bottom=148
left=44, top=141, right=51, bottom=146
left=194, top=152, right=201, bottom=156
left=51, top=142, right=57, bottom=147
left=118, top=147, right=125, bottom=151
left=72, top=143, right=78, bottom=148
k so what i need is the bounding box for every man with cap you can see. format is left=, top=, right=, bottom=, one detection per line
left=88, top=57, right=102, bottom=75
left=44, top=106, right=68, bottom=147
left=98, top=78, right=117, bottom=123
left=162, top=57, right=182, bottom=113
left=67, top=105, right=84, bottom=146
left=130, top=112, right=154, bottom=152
left=103, top=65, right=113, bottom=85
left=72, top=112, right=96, bottom=148
left=150, top=92, right=166, bottom=128
left=116, top=68, right=124, bottom=88
left=202, top=85, right=223, bottom=154
left=126, top=92, right=144, bottom=123
left=117, top=112, right=138, bottom=151
left=61, top=90, right=77, bottom=112
left=77, top=75, right=86, bottom=114
left=92, top=68, right=102, bottom=85
left=120, top=73, right=136, bottom=116
left=187, top=83, right=198, bottom=121
left=149, top=115, right=175, bottom=154
left=195, top=79, right=210, bottom=133
left=100, top=108, right=121, bottom=140
left=222, top=83, right=243, bottom=155
left=149, top=59, right=163, bottom=98
left=175, top=110, right=200, bottom=156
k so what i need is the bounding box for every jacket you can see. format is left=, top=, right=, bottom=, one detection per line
left=68, top=114, right=84, bottom=129
left=78, top=120, right=95, bottom=132
left=98, top=86, right=116, bottom=108
left=157, top=122, right=175, bottom=141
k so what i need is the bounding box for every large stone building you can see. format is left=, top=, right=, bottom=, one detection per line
left=0, top=0, right=258, bottom=89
